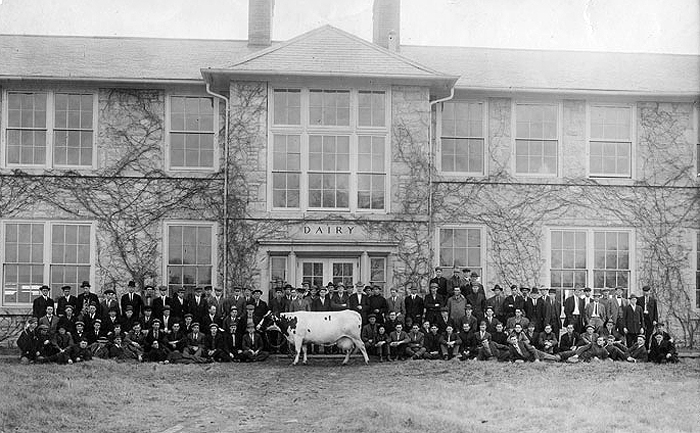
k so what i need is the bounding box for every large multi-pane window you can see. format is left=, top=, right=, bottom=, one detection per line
left=169, top=96, right=216, bottom=169
left=515, top=103, right=558, bottom=175
left=270, top=88, right=388, bottom=212
left=440, top=101, right=484, bottom=174
left=4, top=91, right=95, bottom=168
left=166, top=223, right=215, bottom=293
left=589, top=105, right=632, bottom=177
left=549, top=228, right=632, bottom=295
left=438, top=227, right=483, bottom=277
left=269, top=256, right=287, bottom=292
left=2, top=221, right=93, bottom=305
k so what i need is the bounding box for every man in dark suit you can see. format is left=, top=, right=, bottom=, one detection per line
left=269, top=287, right=287, bottom=316
left=56, top=285, right=78, bottom=317
left=558, top=323, right=581, bottom=361
left=100, top=288, right=120, bottom=321
left=502, top=285, right=525, bottom=321
left=120, top=281, right=143, bottom=320
left=226, top=287, right=247, bottom=316
left=607, top=287, right=628, bottom=325
left=429, top=267, right=449, bottom=299
left=153, top=285, right=171, bottom=320
left=563, top=288, right=584, bottom=334
left=403, top=284, right=424, bottom=329
left=486, top=285, right=506, bottom=324
left=241, top=323, right=269, bottom=362
left=330, top=284, right=350, bottom=310
left=311, top=286, right=331, bottom=312
left=77, top=281, right=100, bottom=316
left=201, top=304, right=222, bottom=335
left=349, top=283, right=370, bottom=324
left=367, top=286, right=388, bottom=324
left=445, top=268, right=466, bottom=297
left=637, top=285, right=659, bottom=347
left=250, top=289, right=269, bottom=326
left=188, top=286, right=209, bottom=323
left=543, top=289, right=562, bottom=336
left=38, top=305, right=59, bottom=335
left=623, top=295, right=645, bottom=347
left=170, top=287, right=188, bottom=321
left=32, top=285, right=54, bottom=318
left=524, top=288, right=546, bottom=331
left=423, top=283, right=445, bottom=325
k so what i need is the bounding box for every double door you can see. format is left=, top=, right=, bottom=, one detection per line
left=298, top=258, right=358, bottom=288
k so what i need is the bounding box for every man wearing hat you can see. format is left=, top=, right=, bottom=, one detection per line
left=584, top=291, right=607, bottom=332
left=120, top=305, right=137, bottom=333
left=349, top=282, right=370, bottom=324
left=153, top=285, right=171, bottom=321
left=523, top=287, right=546, bottom=332
left=140, top=305, right=155, bottom=332
left=330, top=283, right=349, bottom=311
left=628, top=334, right=648, bottom=362
left=204, top=323, right=227, bottom=362
left=160, top=305, right=174, bottom=333
left=170, top=287, right=188, bottom=321
left=242, top=323, right=269, bottom=362
left=429, top=267, right=449, bottom=299
left=424, top=283, right=444, bottom=325
left=182, top=322, right=207, bottom=363
left=188, top=286, right=209, bottom=323
left=502, top=285, right=525, bottom=321
left=269, top=287, right=287, bottom=316
left=82, top=302, right=100, bottom=334
left=56, top=285, right=78, bottom=317
left=288, top=288, right=310, bottom=312
left=563, top=287, right=584, bottom=334
left=77, top=281, right=100, bottom=316
left=543, top=288, right=562, bottom=336
left=250, top=289, right=269, bottom=325
left=486, top=285, right=505, bottom=324
left=100, top=288, right=120, bottom=321
left=73, top=320, right=87, bottom=344
left=637, top=285, right=659, bottom=348
left=32, top=285, right=54, bottom=318
left=58, top=305, right=78, bottom=335
left=201, top=304, right=222, bottom=335
left=206, top=286, right=226, bottom=318
left=145, top=319, right=168, bottom=362
left=120, top=281, right=143, bottom=320
left=622, top=295, right=645, bottom=347
left=237, top=303, right=258, bottom=336
left=17, top=318, right=39, bottom=364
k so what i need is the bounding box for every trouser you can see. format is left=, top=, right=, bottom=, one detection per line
left=440, top=342, right=461, bottom=358
left=404, top=345, right=425, bottom=359
left=625, top=333, right=638, bottom=348
left=422, top=351, right=441, bottom=360
left=588, top=317, right=604, bottom=332
left=241, top=350, right=269, bottom=362
left=373, top=343, right=389, bottom=358
left=643, top=316, right=654, bottom=348
left=606, top=345, right=629, bottom=361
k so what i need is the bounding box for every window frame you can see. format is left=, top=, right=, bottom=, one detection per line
left=545, top=226, right=635, bottom=294
left=437, top=99, right=488, bottom=177
left=1, top=89, right=98, bottom=170
left=164, top=92, right=220, bottom=172
left=267, top=86, right=391, bottom=213
left=163, top=221, right=218, bottom=294
left=512, top=100, right=562, bottom=178
left=695, top=231, right=700, bottom=310
left=586, top=102, right=636, bottom=179
left=435, top=225, right=486, bottom=278
left=0, top=220, right=96, bottom=308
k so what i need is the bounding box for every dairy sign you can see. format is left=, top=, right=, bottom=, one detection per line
left=291, top=223, right=366, bottom=239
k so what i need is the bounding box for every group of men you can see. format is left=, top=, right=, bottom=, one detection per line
left=16, top=268, right=680, bottom=365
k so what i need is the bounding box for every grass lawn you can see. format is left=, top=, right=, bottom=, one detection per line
left=0, top=356, right=698, bottom=433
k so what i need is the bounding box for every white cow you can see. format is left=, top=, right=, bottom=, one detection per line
left=268, top=310, right=369, bottom=365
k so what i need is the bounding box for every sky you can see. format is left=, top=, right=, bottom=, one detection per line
left=0, top=0, right=698, bottom=54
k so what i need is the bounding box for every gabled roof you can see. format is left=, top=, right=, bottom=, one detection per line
left=0, top=34, right=258, bottom=83
left=201, top=25, right=458, bottom=84
left=401, top=45, right=700, bottom=96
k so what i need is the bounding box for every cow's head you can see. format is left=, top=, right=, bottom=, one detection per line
left=268, top=314, right=297, bottom=337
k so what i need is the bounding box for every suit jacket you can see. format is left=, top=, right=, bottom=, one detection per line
left=185, top=331, right=205, bottom=350
left=269, top=297, right=287, bottom=316
left=368, top=295, right=388, bottom=320
left=509, top=341, right=536, bottom=361
left=169, top=294, right=188, bottom=320
left=559, top=331, right=581, bottom=351
left=287, top=297, right=310, bottom=312
left=77, top=292, right=100, bottom=314
left=524, top=298, right=546, bottom=330
left=361, top=323, right=380, bottom=344
left=424, top=332, right=441, bottom=352
left=503, top=295, right=525, bottom=319
left=607, top=296, right=628, bottom=324
left=486, top=294, right=506, bottom=319
left=563, top=295, right=583, bottom=321
left=584, top=301, right=608, bottom=324
left=385, top=296, right=405, bottom=318
left=406, top=331, right=424, bottom=349
left=389, top=330, right=410, bottom=345
left=227, top=296, right=247, bottom=316
left=482, top=316, right=501, bottom=334
left=423, top=293, right=445, bottom=316
left=204, top=332, right=226, bottom=352
left=242, top=331, right=264, bottom=352
left=224, top=332, right=241, bottom=353
left=544, top=297, right=562, bottom=331
left=188, top=294, right=209, bottom=322
left=466, top=292, right=486, bottom=319
left=623, top=304, right=644, bottom=334
left=404, top=295, right=424, bottom=320
left=330, top=293, right=350, bottom=311
left=638, top=295, right=659, bottom=324
left=311, top=295, right=332, bottom=312
left=429, top=276, right=449, bottom=298
left=56, top=295, right=79, bottom=316
left=153, top=296, right=171, bottom=320
left=38, top=315, right=59, bottom=334
left=459, top=330, right=478, bottom=353
left=120, top=292, right=144, bottom=319
left=201, top=314, right=222, bottom=334
left=145, top=329, right=166, bottom=350
left=505, top=316, right=530, bottom=331
left=349, top=293, right=370, bottom=319
left=32, top=296, right=54, bottom=318
left=100, top=299, right=120, bottom=320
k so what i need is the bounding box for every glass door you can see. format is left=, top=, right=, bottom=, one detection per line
left=298, top=258, right=358, bottom=288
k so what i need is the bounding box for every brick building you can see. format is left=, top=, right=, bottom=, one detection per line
left=0, top=1, right=698, bottom=340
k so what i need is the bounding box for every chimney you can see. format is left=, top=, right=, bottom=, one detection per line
left=372, top=0, right=400, bottom=51
left=248, top=0, right=274, bottom=47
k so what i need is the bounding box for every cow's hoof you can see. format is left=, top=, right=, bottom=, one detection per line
left=302, top=361, right=308, bottom=365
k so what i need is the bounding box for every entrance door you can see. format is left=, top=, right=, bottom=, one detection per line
left=298, top=258, right=358, bottom=288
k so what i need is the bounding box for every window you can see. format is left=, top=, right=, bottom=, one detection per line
left=2, top=221, right=93, bottom=305
left=438, top=227, right=483, bottom=277
left=515, top=103, right=558, bottom=175
left=169, top=96, right=216, bottom=169
left=166, top=223, right=215, bottom=293
left=270, top=88, right=389, bottom=212
left=3, top=91, right=95, bottom=168
left=269, top=256, right=287, bottom=292
left=369, top=257, right=386, bottom=289
left=549, top=228, right=632, bottom=294
left=589, top=105, right=632, bottom=177
left=440, top=101, right=484, bottom=174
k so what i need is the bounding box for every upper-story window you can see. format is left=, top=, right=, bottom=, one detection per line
left=589, top=104, right=633, bottom=178
left=440, top=101, right=485, bottom=175
left=168, top=96, right=216, bottom=170
left=515, top=103, right=558, bottom=176
left=3, top=91, right=95, bottom=168
left=270, top=87, right=389, bottom=212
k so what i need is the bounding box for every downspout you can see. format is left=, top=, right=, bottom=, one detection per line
left=206, top=83, right=231, bottom=297
left=427, top=87, right=455, bottom=271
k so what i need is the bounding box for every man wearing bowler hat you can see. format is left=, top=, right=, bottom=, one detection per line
left=622, top=295, right=645, bottom=347
left=120, top=281, right=143, bottom=319
left=32, top=285, right=54, bottom=318
left=77, top=281, right=99, bottom=316
left=56, top=285, right=78, bottom=317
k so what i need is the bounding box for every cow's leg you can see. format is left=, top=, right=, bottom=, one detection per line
left=302, top=343, right=308, bottom=365
left=354, top=338, right=370, bottom=364
left=292, top=339, right=301, bottom=365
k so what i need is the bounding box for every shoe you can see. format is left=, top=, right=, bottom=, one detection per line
left=443, top=355, right=449, bottom=361
left=379, top=357, right=384, bottom=363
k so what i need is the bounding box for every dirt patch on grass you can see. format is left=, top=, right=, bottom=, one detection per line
left=1, top=357, right=699, bottom=433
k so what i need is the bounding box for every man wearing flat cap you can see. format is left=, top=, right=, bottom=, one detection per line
left=330, top=283, right=349, bottom=311
left=637, top=285, right=659, bottom=348
left=77, top=281, right=100, bottom=317
left=241, top=323, right=269, bottom=362
left=145, top=319, right=168, bottom=362
left=153, top=285, right=171, bottom=321
left=170, top=287, right=188, bottom=322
